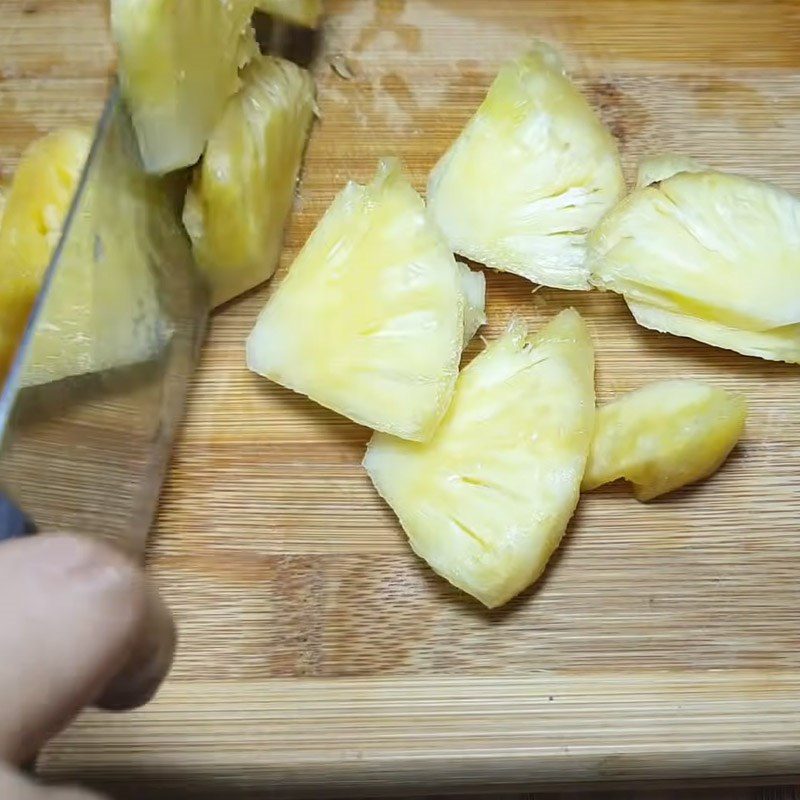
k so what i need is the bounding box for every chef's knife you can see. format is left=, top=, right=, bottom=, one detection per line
left=0, top=87, right=208, bottom=557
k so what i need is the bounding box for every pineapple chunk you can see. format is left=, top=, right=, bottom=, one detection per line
left=458, top=261, right=486, bottom=344
left=255, top=0, right=322, bottom=27
left=246, top=159, right=477, bottom=441
left=183, top=55, right=315, bottom=308
left=0, top=129, right=92, bottom=382
left=364, top=310, right=596, bottom=608
left=427, top=43, right=625, bottom=290
left=590, top=170, right=800, bottom=363
left=0, top=185, right=6, bottom=227
left=111, top=0, right=257, bottom=174
left=583, top=380, right=747, bottom=501
left=636, top=153, right=706, bottom=188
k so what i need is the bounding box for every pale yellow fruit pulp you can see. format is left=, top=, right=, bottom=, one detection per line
left=184, top=55, right=316, bottom=307
left=428, top=43, right=625, bottom=290
left=111, top=0, right=257, bottom=174
left=590, top=169, right=800, bottom=363
left=247, top=159, right=483, bottom=441
left=584, top=380, right=747, bottom=501
left=0, top=129, right=91, bottom=381
left=364, top=310, right=596, bottom=608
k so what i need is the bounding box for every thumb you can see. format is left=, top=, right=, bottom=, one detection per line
left=0, top=763, right=106, bottom=799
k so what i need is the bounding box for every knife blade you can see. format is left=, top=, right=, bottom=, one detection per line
left=0, top=86, right=208, bottom=557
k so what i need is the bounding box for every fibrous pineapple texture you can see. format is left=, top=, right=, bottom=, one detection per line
left=428, top=42, right=625, bottom=290
left=247, top=159, right=482, bottom=441
left=111, top=0, right=257, bottom=174
left=583, top=380, right=747, bottom=501
left=183, top=55, right=316, bottom=307
left=0, top=129, right=91, bottom=381
left=590, top=169, right=800, bottom=364
left=255, top=0, right=323, bottom=27
left=364, top=310, right=596, bottom=608
left=635, top=153, right=706, bottom=189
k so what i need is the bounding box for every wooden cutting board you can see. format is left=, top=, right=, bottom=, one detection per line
left=2, top=0, right=800, bottom=797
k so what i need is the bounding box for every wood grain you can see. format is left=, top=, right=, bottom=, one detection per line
left=1, top=0, right=800, bottom=796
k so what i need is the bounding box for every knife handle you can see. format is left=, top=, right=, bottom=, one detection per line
left=0, top=494, right=35, bottom=541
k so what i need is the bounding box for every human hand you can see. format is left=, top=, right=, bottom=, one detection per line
left=0, top=534, right=176, bottom=798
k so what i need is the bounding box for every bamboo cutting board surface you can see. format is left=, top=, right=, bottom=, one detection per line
left=2, top=0, right=800, bottom=797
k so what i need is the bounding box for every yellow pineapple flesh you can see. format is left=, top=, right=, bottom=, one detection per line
left=427, top=43, right=625, bottom=290
left=183, top=54, right=316, bottom=307
left=0, top=129, right=92, bottom=382
left=635, top=153, right=706, bottom=189
left=364, top=310, right=596, bottom=609
left=589, top=169, right=800, bottom=363
left=111, top=0, right=257, bottom=174
left=247, top=159, right=482, bottom=441
left=458, top=261, right=486, bottom=345
left=583, top=380, right=747, bottom=501
left=255, top=0, right=323, bottom=27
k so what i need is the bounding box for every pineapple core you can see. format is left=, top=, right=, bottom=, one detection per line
left=428, top=42, right=624, bottom=291
left=255, top=0, right=323, bottom=27
left=584, top=380, right=747, bottom=501
left=364, top=310, right=596, bottom=609
left=183, top=55, right=316, bottom=307
left=111, top=0, right=257, bottom=174
left=246, top=159, right=484, bottom=441
left=590, top=167, right=800, bottom=364
left=0, top=129, right=91, bottom=382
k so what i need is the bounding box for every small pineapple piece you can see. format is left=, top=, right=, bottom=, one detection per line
left=247, top=159, right=478, bottom=441
left=590, top=170, right=800, bottom=362
left=255, top=0, right=323, bottom=27
left=183, top=55, right=315, bottom=307
left=636, top=153, right=706, bottom=189
left=0, top=185, right=6, bottom=227
left=111, top=0, right=257, bottom=174
left=583, top=380, right=747, bottom=501
left=458, top=261, right=486, bottom=345
left=427, top=43, right=625, bottom=290
left=0, top=129, right=92, bottom=382
left=364, top=310, right=596, bottom=609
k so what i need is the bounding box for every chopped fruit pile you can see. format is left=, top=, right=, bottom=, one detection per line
left=590, top=168, right=800, bottom=364
left=183, top=54, right=316, bottom=307
left=364, top=310, right=595, bottom=608
left=428, top=43, right=625, bottom=291
left=583, top=380, right=747, bottom=501
left=5, top=7, right=797, bottom=609
left=246, top=159, right=482, bottom=441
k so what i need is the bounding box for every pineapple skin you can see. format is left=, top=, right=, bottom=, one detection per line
left=583, top=380, right=747, bottom=501
left=0, top=129, right=91, bottom=382
left=246, top=158, right=472, bottom=442
left=636, top=153, right=706, bottom=189
left=183, top=55, right=316, bottom=308
left=589, top=170, right=800, bottom=353
left=111, top=0, right=257, bottom=174
left=255, top=0, right=323, bottom=27
left=364, top=309, right=596, bottom=609
left=427, top=42, right=625, bottom=291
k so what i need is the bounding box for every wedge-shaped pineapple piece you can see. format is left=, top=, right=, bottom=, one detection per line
left=183, top=55, right=315, bottom=307
left=255, top=0, right=322, bottom=27
left=584, top=380, right=747, bottom=501
left=364, top=310, right=596, bottom=608
left=590, top=170, right=800, bottom=363
left=111, top=0, right=257, bottom=174
left=635, top=153, right=706, bottom=189
left=427, top=43, right=625, bottom=290
left=458, top=261, right=486, bottom=345
left=247, top=159, right=477, bottom=441
left=0, top=129, right=92, bottom=382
